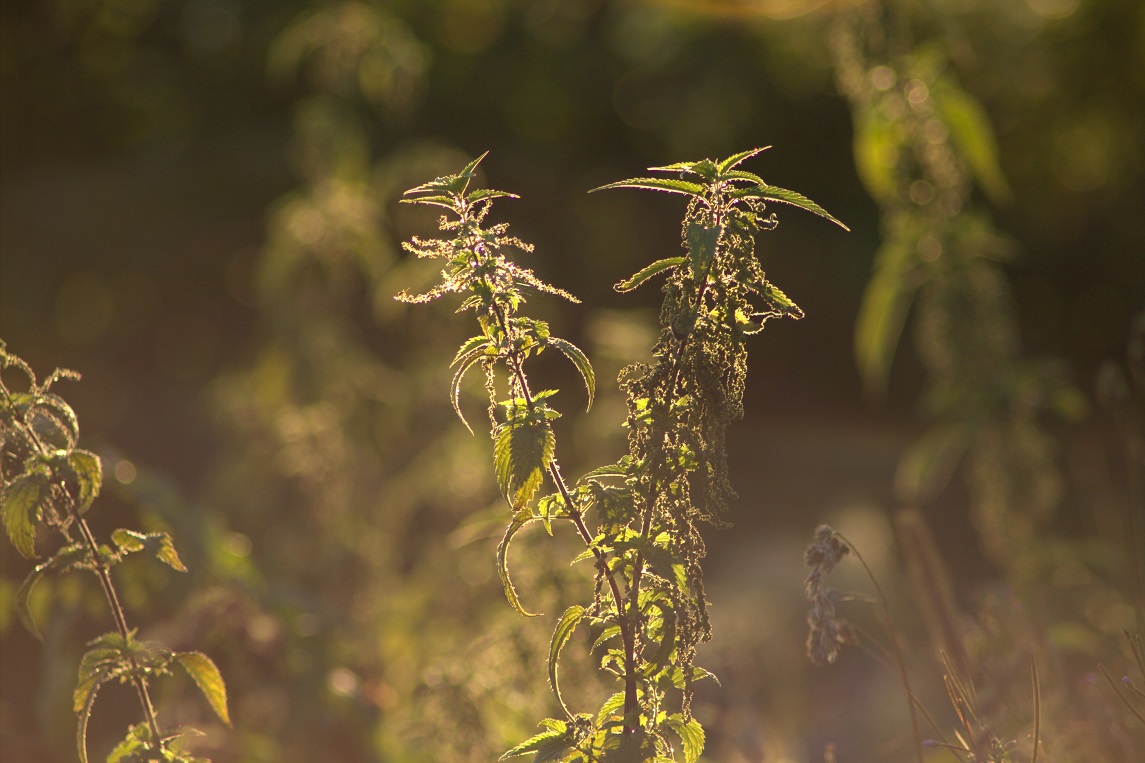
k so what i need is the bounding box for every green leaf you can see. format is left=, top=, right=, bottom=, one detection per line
left=685, top=222, right=722, bottom=276
left=590, top=178, right=706, bottom=197
left=761, top=281, right=804, bottom=320
left=16, top=542, right=85, bottom=639
left=106, top=723, right=151, bottom=763
left=497, top=508, right=541, bottom=617
left=449, top=347, right=489, bottom=435
left=665, top=715, right=705, bottom=763
left=732, top=184, right=849, bottom=230
left=66, top=449, right=102, bottom=513
left=854, top=234, right=922, bottom=395
left=716, top=146, right=770, bottom=173
left=614, top=257, right=685, bottom=293
left=494, top=414, right=555, bottom=509
left=853, top=109, right=900, bottom=203
left=934, top=79, right=1011, bottom=204
left=2, top=474, right=44, bottom=559
left=894, top=424, right=970, bottom=504
left=467, top=188, right=519, bottom=203
left=111, top=529, right=189, bottom=572
left=176, top=651, right=231, bottom=726
left=547, top=337, right=595, bottom=411
left=549, top=605, right=586, bottom=718
left=591, top=624, right=622, bottom=652
left=595, top=691, right=626, bottom=727
left=501, top=719, right=573, bottom=761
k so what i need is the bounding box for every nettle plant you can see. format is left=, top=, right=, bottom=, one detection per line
left=0, top=343, right=228, bottom=763
left=397, top=149, right=845, bottom=761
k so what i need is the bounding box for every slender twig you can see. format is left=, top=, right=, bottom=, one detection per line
left=1099, top=663, right=1145, bottom=726
left=1030, top=656, right=1041, bottom=763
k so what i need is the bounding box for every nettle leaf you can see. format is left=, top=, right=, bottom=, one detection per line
left=731, top=184, right=849, bottom=230
left=547, top=337, right=595, bottom=411
left=498, top=508, right=542, bottom=617
left=595, top=691, right=626, bottom=727
left=590, top=178, right=706, bottom=198
left=854, top=109, right=900, bottom=203
left=176, top=651, right=231, bottom=726
left=467, top=188, right=518, bottom=204
left=75, top=632, right=150, bottom=763
left=494, top=412, right=555, bottom=509
left=111, top=529, right=189, bottom=572
left=2, top=473, right=45, bottom=559
left=106, top=723, right=151, bottom=763
left=501, top=718, right=574, bottom=761
left=65, top=449, right=102, bottom=513
left=685, top=222, right=722, bottom=276
left=716, top=146, right=770, bottom=173
left=614, top=257, right=685, bottom=293
left=933, top=78, right=1011, bottom=204
left=549, top=605, right=586, bottom=718
left=665, top=715, right=705, bottom=763
left=17, top=542, right=86, bottom=639
left=855, top=235, right=921, bottom=395
left=761, top=281, right=804, bottom=320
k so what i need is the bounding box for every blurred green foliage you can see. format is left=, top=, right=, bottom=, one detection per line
left=1, top=0, right=1143, bottom=761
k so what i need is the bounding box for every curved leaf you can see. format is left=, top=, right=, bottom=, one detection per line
left=855, top=235, right=922, bottom=395
left=590, top=178, right=706, bottom=197
left=934, top=79, right=1011, bottom=204
left=2, top=474, right=43, bottom=559
left=497, top=509, right=541, bottom=617
left=686, top=222, right=722, bottom=275
left=854, top=109, right=900, bottom=203
left=66, top=449, right=102, bottom=513
left=176, top=651, right=231, bottom=726
left=614, top=257, right=685, bottom=293
left=716, top=146, right=770, bottom=173
left=547, top=337, right=595, bottom=410
left=17, top=542, right=85, bottom=639
left=732, top=184, right=849, bottom=230
left=112, top=529, right=188, bottom=572
left=501, top=718, right=573, bottom=760
left=549, top=605, right=586, bottom=718
left=449, top=349, right=489, bottom=435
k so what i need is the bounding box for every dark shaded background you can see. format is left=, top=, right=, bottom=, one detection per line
left=2, top=1, right=1143, bottom=761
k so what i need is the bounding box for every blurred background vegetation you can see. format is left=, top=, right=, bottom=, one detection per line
left=1, top=0, right=1142, bottom=761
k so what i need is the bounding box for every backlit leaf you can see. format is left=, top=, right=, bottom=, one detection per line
left=853, top=109, right=900, bottom=203
left=761, top=281, right=804, bottom=320
left=176, top=651, right=231, bottom=726
left=66, top=449, right=102, bottom=513
left=106, top=723, right=150, bottom=763
left=934, top=79, right=1012, bottom=204
left=494, top=414, right=554, bottom=509
left=112, top=529, right=188, bottom=572
left=16, top=542, right=85, bottom=639
left=497, top=508, right=541, bottom=617
left=716, top=146, right=770, bottom=173
left=590, top=178, right=706, bottom=197
left=501, top=719, right=573, bottom=760
left=665, top=715, right=705, bottom=763
left=2, top=474, right=43, bottom=559
left=685, top=223, right=722, bottom=276
left=549, top=605, right=586, bottom=718
left=855, top=234, right=922, bottom=395
left=614, top=257, right=684, bottom=293
left=732, top=184, right=849, bottom=230
left=547, top=337, right=595, bottom=410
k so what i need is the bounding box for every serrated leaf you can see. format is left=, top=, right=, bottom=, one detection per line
left=685, top=222, right=722, bottom=276
left=595, top=691, right=626, bottom=727
left=497, top=509, right=541, bottom=617
left=591, top=624, right=622, bottom=652
left=397, top=194, right=458, bottom=210
left=547, top=337, right=595, bottom=411
left=494, top=415, right=554, bottom=509
left=106, top=723, right=151, bottom=763
left=467, top=188, right=519, bottom=203
left=2, top=474, right=43, bottom=559
left=614, top=257, right=685, bottom=293
left=665, top=715, right=705, bottom=763
left=549, top=605, right=586, bottom=718
left=17, top=543, right=85, bottom=639
left=590, top=178, right=706, bottom=197
left=501, top=719, right=572, bottom=760
left=761, top=281, right=804, bottom=320
left=66, top=449, right=102, bottom=513
left=895, top=424, right=970, bottom=504
left=176, top=651, right=230, bottom=726
left=112, top=529, right=189, bottom=572
left=75, top=665, right=106, bottom=763
left=716, top=147, right=771, bottom=173
left=732, top=184, right=849, bottom=230
left=450, top=349, right=489, bottom=435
